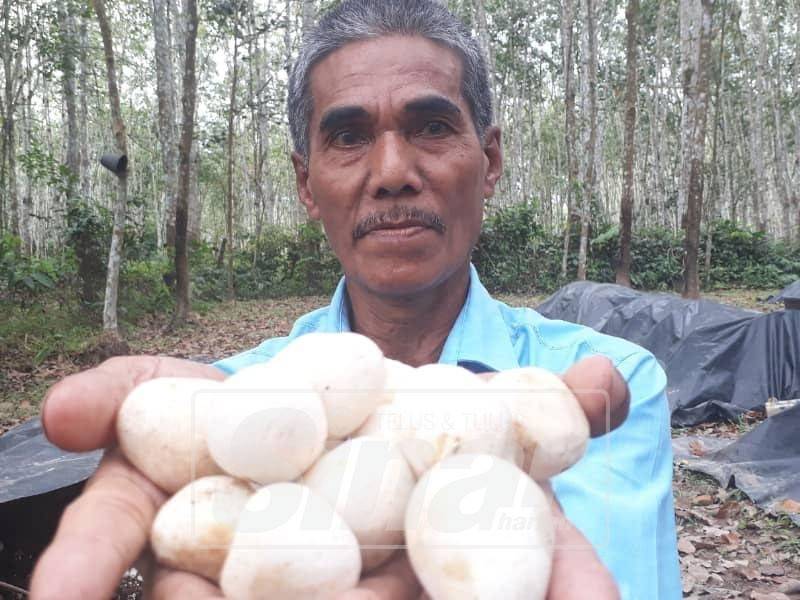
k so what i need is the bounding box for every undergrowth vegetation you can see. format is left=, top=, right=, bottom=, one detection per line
left=1, top=202, right=797, bottom=369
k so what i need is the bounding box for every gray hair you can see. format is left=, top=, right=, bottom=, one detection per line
left=287, top=0, right=493, bottom=161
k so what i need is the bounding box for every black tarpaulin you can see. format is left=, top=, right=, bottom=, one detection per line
left=673, top=404, right=800, bottom=526
left=0, top=418, right=102, bottom=586
left=768, top=280, right=800, bottom=305
left=536, top=282, right=800, bottom=426
left=0, top=417, right=102, bottom=503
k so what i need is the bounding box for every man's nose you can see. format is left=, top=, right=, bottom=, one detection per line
left=367, top=132, right=423, bottom=199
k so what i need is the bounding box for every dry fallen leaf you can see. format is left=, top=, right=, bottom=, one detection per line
left=759, top=565, right=785, bottom=577
left=715, top=500, right=742, bottom=521
left=678, top=537, right=697, bottom=554
left=777, top=579, right=800, bottom=594
left=721, top=531, right=741, bottom=548
left=749, top=592, right=790, bottom=600
left=737, top=567, right=762, bottom=581
left=689, top=439, right=707, bottom=456
left=778, top=499, right=800, bottom=514
left=694, top=494, right=715, bottom=506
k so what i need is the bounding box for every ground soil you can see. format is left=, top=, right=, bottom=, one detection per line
left=1, top=288, right=797, bottom=598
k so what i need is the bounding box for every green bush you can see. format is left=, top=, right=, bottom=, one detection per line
left=119, top=257, right=174, bottom=322
left=473, top=206, right=799, bottom=294
left=0, top=234, right=70, bottom=304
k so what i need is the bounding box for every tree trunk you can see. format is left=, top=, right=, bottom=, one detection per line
left=560, top=0, right=577, bottom=279
left=92, top=0, right=129, bottom=339
left=680, top=0, right=713, bottom=299
left=172, top=0, right=198, bottom=326
left=471, top=0, right=494, bottom=77
left=301, top=0, right=315, bottom=39
left=705, top=0, right=727, bottom=286
left=733, top=9, right=767, bottom=232
left=616, top=0, right=639, bottom=288
left=78, top=15, right=91, bottom=199
left=152, top=0, right=179, bottom=248
left=60, top=4, right=79, bottom=196
left=2, top=0, right=19, bottom=245
left=576, top=0, right=597, bottom=282
left=754, top=1, right=792, bottom=242
left=225, top=35, right=239, bottom=301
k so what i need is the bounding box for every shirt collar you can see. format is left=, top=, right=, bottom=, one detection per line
left=324, top=264, right=520, bottom=371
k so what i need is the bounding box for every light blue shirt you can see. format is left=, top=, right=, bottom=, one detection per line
left=215, top=265, right=681, bottom=599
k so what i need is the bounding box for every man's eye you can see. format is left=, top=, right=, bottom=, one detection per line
left=421, top=121, right=451, bottom=136
left=332, top=130, right=364, bottom=146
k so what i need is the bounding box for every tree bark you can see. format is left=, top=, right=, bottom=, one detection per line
left=576, top=0, right=597, bottom=282
left=680, top=0, right=713, bottom=299
left=172, top=0, right=198, bottom=326
left=92, top=0, right=129, bottom=338
left=705, top=0, right=727, bottom=286
left=225, top=35, right=239, bottom=301
left=616, top=0, right=639, bottom=287
left=152, top=0, right=179, bottom=248
left=733, top=8, right=767, bottom=232
left=60, top=4, right=79, bottom=197
left=560, top=0, right=577, bottom=279
left=471, top=0, right=494, bottom=77
left=301, top=0, right=315, bottom=39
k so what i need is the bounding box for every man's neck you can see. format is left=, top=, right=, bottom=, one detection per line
left=345, top=265, right=470, bottom=367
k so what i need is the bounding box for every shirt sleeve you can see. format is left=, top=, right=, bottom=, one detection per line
left=213, top=337, right=290, bottom=375
left=551, top=351, right=682, bottom=600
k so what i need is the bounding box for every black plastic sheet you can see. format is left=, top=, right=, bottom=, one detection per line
left=0, top=418, right=102, bottom=586
left=673, top=404, right=800, bottom=526
left=768, top=280, right=800, bottom=304
left=536, top=282, right=800, bottom=426
left=0, top=418, right=102, bottom=504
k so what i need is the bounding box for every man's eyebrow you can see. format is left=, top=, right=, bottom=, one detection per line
left=404, top=95, right=462, bottom=118
left=319, top=106, right=370, bottom=133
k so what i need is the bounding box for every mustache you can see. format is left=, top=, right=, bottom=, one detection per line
left=352, top=205, right=446, bottom=240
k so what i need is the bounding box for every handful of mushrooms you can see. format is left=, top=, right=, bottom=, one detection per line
left=116, top=332, right=590, bottom=599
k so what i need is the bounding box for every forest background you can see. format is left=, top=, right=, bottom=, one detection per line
left=1, top=0, right=799, bottom=370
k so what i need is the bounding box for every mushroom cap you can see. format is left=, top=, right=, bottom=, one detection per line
left=391, top=366, right=517, bottom=477
left=117, top=377, right=225, bottom=493
left=488, top=367, right=589, bottom=480
left=405, top=453, right=555, bottom=600
left=207, top=366, right=327, bottom=484
left=220, top=482, right=361, bottom=600
left=269, top=332, right=388, bottom=438
left=303, top=436, right=416, bottom=572
left=151, top=475, right=253, bottom=582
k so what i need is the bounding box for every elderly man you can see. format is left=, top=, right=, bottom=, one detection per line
left=31, top=1, right=680, bottom=598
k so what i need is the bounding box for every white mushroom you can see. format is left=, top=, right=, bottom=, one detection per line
left=117, top=377, right=225, bottom=493
left=207, top=365, right=327, bottom=484
left=150, top=475, right=253, bottom=582
left=220, top=482, right=361, bottom=600
left=487, top=367, right=589, bottom=480
left=378, top=358, right=417, bottom=404
left=303, top=436, right=416, bottom=572
left=269, top=332, right=387, bottom=438
left=405, top=453, right=555, bottom=600
left=390, top=365, right=517, bottom=477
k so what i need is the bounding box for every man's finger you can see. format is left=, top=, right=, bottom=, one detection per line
left=561, top=356, right=630, bottom=437
left=42, top=356, right=226, bottom=452
left=149, top=567, right=224, bottom=600
left=337, top=553, right=421, bottom=600
left=29, top=450, right=166, bottom=600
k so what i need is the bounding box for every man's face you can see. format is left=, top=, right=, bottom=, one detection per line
left=292, top=35, right=503, bottom=298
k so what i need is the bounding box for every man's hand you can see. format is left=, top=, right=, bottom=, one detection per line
left=30, top=355, right=628, bottom=600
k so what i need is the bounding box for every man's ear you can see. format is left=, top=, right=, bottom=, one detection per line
left=291, top=151, right=321, bottom=220
left=481, top=126, right=503, bottom=199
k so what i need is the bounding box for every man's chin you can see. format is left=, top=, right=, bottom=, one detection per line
left=346, top=260, right=468, bottom=299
